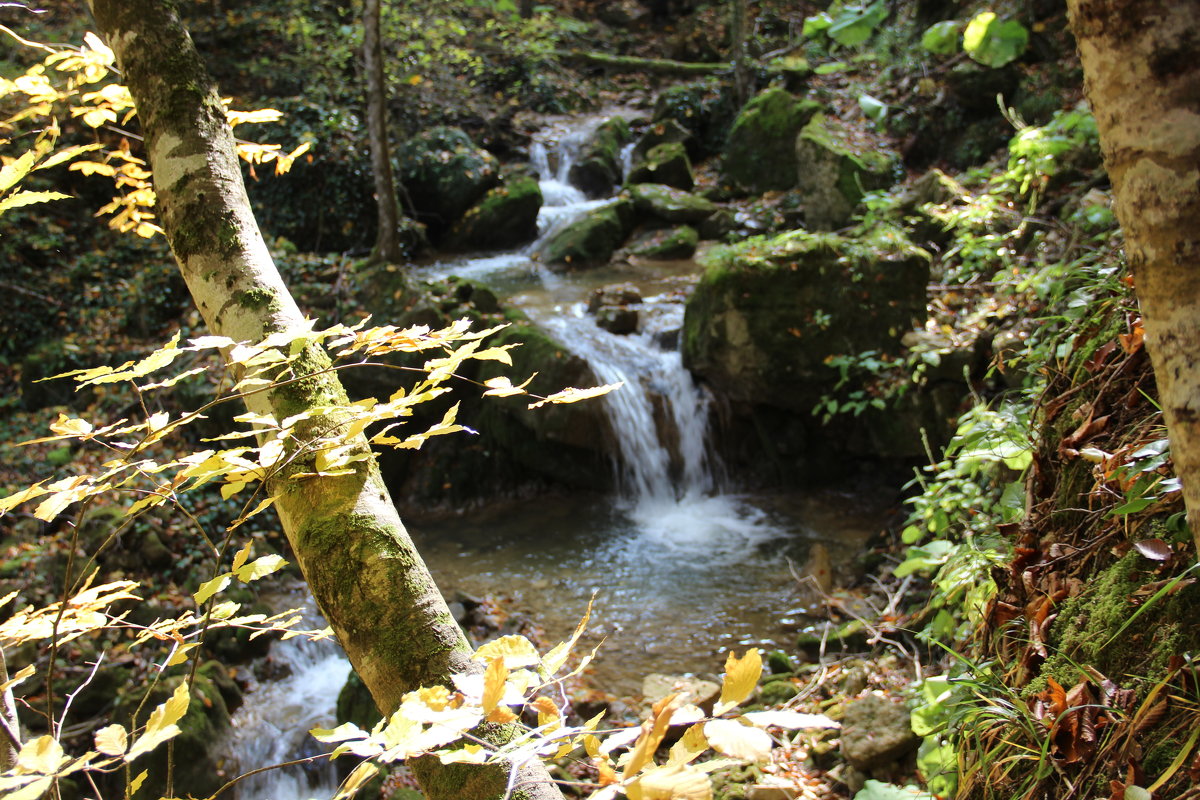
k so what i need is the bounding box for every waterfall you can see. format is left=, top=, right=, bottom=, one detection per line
left=219, top=595, right=350, bottom=800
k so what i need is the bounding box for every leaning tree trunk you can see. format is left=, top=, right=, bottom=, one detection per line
left=85, top=3, right=565, bottom=799
left=730, top=0, right=750, bottom=108
left=1067, top=0, right=1200, bottom=557
left=364, top=0, right=404, bottom=264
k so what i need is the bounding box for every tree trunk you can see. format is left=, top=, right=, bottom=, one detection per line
left=364, top=0, right=404, bottom=264
left=84, top=3, right=564, bottom=798
left=730, top=0, right=750, bottom=107
left=1067, top=0, right=1200, bottom=556
left=519, top=0, right=534, bottom=19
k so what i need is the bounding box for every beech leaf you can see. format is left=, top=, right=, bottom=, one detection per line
left=474, top=634, right=542, bottom=668
left=1133, top=538, right=1172, bottom=561
left=714, top=649, right=762, bottom=716
left=94, top=724, right=128, bottom=757
left=703, top=719, right=772, bottom=762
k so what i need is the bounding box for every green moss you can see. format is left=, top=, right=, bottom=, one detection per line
left=1030, top=551, right=1200, bottom=697
left=233, top=287, right=278, bottom=311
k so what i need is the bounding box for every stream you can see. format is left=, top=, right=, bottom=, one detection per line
left=221, top=114, right=887, bottom=799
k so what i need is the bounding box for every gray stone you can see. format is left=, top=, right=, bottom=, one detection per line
left=840, top=693, right=920, bottom=770
left=642, top=673, right=721, bottom=713
left=795, top=114, right=900, bottom=230
left=627, top=183, right=717, bottom=224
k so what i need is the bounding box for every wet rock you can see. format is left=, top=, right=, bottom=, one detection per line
left=629, top=225, right=699, bottom=260
left=397, top=126, right=500, bottom=235
left=722, top=88, right=820, bottom=194
left=682, top=225, right=929, bottom=413
left=568, top=117, right=633, bottom=198
left=627, top=141, right=694, bottom=190
left=697, top=207, right=738, bottom=240
left=652, top=79, right=737, bottom=157
left=445, top=173, right=543, bottom=250
left=632, top=118, right=698, bottom=164
left=595, top=306, right=639, bottom=334
left=537, top=199, right=634, bottom=268
left=840, top=692, right=920, bottom=770
left=627, top=182, right=716, bottom=224
left=588, top=283, right=643, bottom=312
left=642, top=673, right=721, bottom=713
left=759, top=680, right=800, bottom=704
left=795, top=114, right=900, bottom=230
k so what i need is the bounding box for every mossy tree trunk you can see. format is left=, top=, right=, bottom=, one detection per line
left=364, top=0, right=404, bottom=264
left=1067, top=0, right=1200, bottom=556
left=85, top=3, right=564, bottom=798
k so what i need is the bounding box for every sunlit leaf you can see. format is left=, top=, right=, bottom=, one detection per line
left=703, top=719, right=771, bottom=762
left=542, top=596, right=593, bottom=675
left=528, top=382, right=622, bottom=409
left=330, top=760, right=378, bottom=800
left=628, top=763, right=712, bottom=800
left=94, top=724, right=128, bottom=756
left=713, top=649, right=761, bottom=716
left=233, top=554, right=287, bottom=583
left=16, top=736, right=67, bottom=774
left=125, top=682, right=189, bottom=762
left=742, top=710, right=840, bottom=730
left=193, top=574, right=231, bottom=605
left=474, top=635, right=541, bottom=669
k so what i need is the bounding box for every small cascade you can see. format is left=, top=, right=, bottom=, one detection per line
left=425, top=114, right=784, bottom=557
left=219, top=595, right=350, bottom=800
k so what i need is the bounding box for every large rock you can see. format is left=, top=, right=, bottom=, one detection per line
left=840, top=693, right=920, bottom=770
left=397, top=126, right=500, bottom=234
left=652, top=79, right=737, bottom=157
left=630, top=225, right=699, bottom=260
left=632, top=118, right=698, bottom=164
left=627, top=141, right=694, bottom=190
left=627, top=183, right=717, bottom=224
left=568, top=116, right=632, bottom=198
left=445, top=173, right=543, bottom=250
left=795, top=114, right=900, bottom=230
left=537, top=199, right=634, bottom=269
left=683, top=225, right=929, bottom=414
left=721, top=88, right=820, bottom=193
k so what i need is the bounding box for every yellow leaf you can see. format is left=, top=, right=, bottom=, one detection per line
left=713, top=649, right=761, bottom=716
left=16, top=735, right=67, bottom=774
left=233, top=554, right=287, bottom=583
left=702, top=719, right=772, bottom=762
left=416, top=685, right=451, bottom=711
left=126, top=682, right=189, bottom=762
left=528, top=382, right=623, bottom=409
left=231, top=540, right=253, bottom=572
left=624, top=694, right=680, bottom=780
left=0, top=482, right=49, bottom=515
left=629, top=763, right=713, bottom=800
left=482, top=656, right=509, bottom=716
left=668, top=724, right=709, bottom=766
left=473, top=634, right=541, bottom=669
left=438, top=743, right=486, bottom=764
left=194, top=574, right=231, bottom=605
left=129, top=769, right=148, bottom=796
left=165, top=642, right=197, bottom=667
left=94, top=724, right=128, bottom=756
left=331, top=761, right=378, bottom=800
left=482, top=373, right=536, bottom=398
left=542, top=595, right=593, bottom=675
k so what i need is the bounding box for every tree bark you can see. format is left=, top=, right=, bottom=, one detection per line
left=1067, top=0, right=1200, bottom=556
left=364, top=0, right=404, bottom=264
left=730, top=0, right=750, bottom=107
left=84, top=3, right=564, bottom=798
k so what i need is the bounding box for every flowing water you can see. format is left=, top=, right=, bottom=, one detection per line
left=221, top=115, right=886, bottom=796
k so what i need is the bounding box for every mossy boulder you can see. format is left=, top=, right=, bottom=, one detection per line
left=627, top=183, right=717, bottom=224
left=445, top=173, right=543, bottom=251
left=630, top=225, right=699, bottom=260
left=795, top=114, right=901, bottom=230
left=632, top=118, right=698, bottom=164
left=721, top=88, right=820, bottom=194
left=568, top=116, right=632, bottom=198
left=627, top=142, right=694, bottom=190
left=109, top=663, right=236, bottom=800
left=683, top=226, right=929, bottom=412
left=652, top=79, right=738, bottom=156
left=537, top=199, right=634, bottom=269
left=397, top=126, right=500, bottom=234
left=337, top=670, right=383, bottom=730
